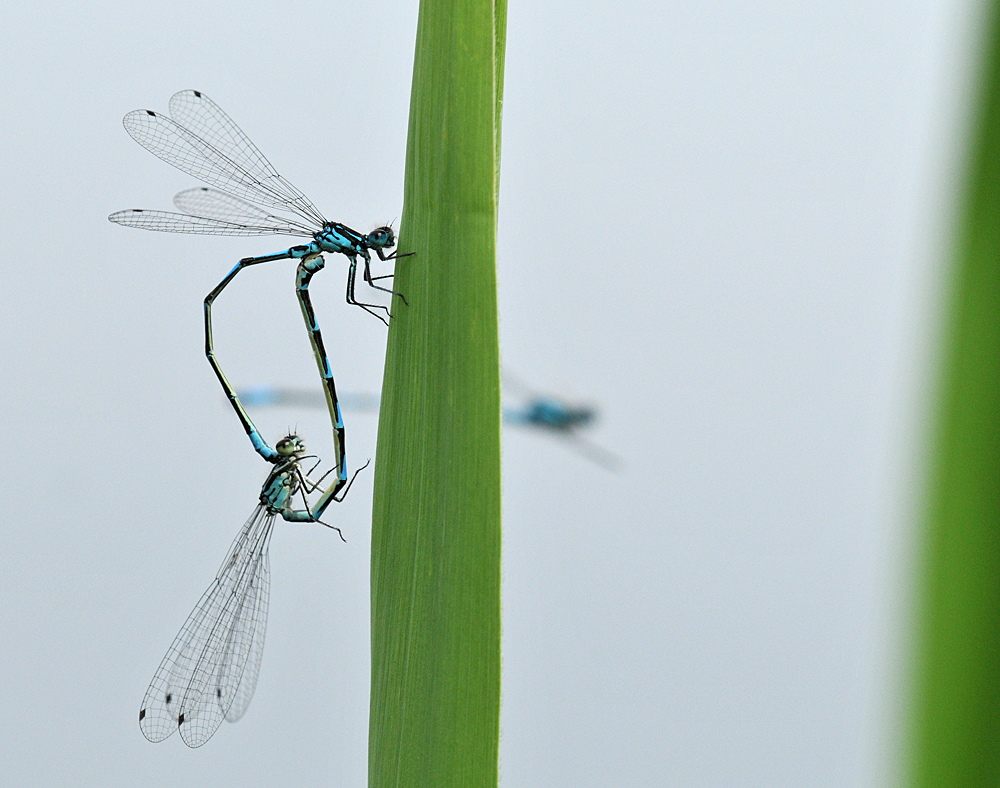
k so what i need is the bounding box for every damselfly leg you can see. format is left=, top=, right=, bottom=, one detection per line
left=362, top=255, right=410, bottom=306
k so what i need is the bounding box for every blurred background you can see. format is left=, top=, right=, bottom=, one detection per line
left=0, top=0, right=988, bottom=785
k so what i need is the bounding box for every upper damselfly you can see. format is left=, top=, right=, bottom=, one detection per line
left=109, top=89, right=409, bottom=324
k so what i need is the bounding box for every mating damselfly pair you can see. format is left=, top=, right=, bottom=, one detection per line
left=111, top=90, right=404, bottom=747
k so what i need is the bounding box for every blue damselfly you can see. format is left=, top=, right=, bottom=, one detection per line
left=110, top=89, right=409, bottom=325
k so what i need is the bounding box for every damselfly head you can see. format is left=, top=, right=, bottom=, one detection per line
left=276, top=434, right=306, bottom=457
left=366, top=225, right=397, bottom=249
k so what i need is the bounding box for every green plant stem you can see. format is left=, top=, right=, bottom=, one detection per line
left=368, top=0, right=506, bottom=786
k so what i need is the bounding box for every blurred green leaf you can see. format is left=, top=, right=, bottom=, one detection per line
left=911, top=5, right=1000, bottom=787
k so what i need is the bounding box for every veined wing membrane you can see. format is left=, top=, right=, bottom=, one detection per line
left=139, top=507, right=275, bottom=747
left=168, top=90, right=326, bottom=228
left=122, top=107, right=321, bottom=226
left=109, top=209, right=311, bottom=237
left=178, top=509, right=274, bottom=747
left=221, top=548, right=270, bottom=723
left=174, top=187, right=315, bottom=235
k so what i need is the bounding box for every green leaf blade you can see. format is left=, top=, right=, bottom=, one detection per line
left=368, top=0, right=506, bottom=786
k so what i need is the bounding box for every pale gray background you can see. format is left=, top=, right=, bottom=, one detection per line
left=0, top=0, right=984, bottom=785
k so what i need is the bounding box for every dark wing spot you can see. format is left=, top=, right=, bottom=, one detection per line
left=165, top=693, right=172, bottom=704
left=216, top=688, right=222, bottom=698
left=178, top=713, right=185, bottom=726
left=193, top=91, right=202, bottom=98
left=146, top=110, right=156, bottom=116
left=139, top=708, right=146, bottom=721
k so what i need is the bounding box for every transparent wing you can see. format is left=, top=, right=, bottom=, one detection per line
left=167, top=90, right=326, bottom=227
left=176, top=508, right=275, bottom=748
left=222, top=548, right=270, bottom=723
left=122, top=97, right=324, bottom=227
left=173, top=187, right=316, bottom=235
left=557, top=433, right=624, bottom=472
left=109, top=208, right=311, bottom=237
left=138, top=506, right=275, bottom=747
left=500, top=367, right=542, bottom=402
